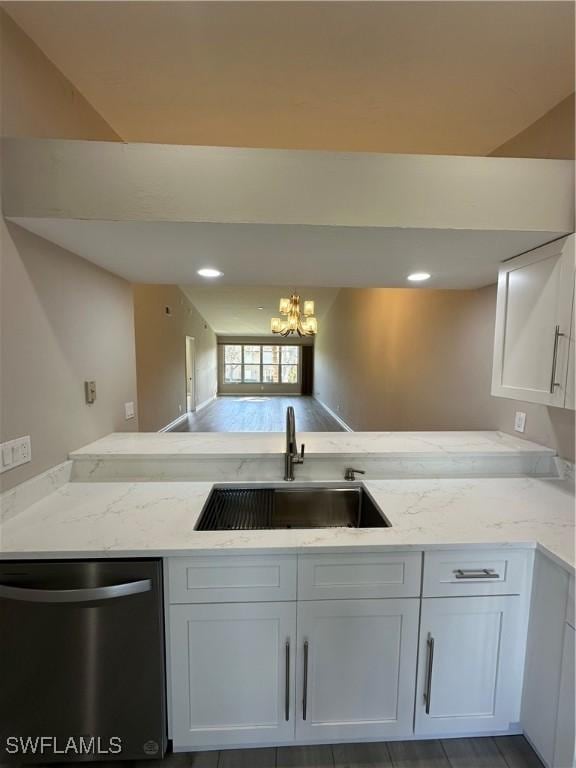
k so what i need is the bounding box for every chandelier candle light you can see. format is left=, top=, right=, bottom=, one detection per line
left=271, top=294, right=318, bottom=337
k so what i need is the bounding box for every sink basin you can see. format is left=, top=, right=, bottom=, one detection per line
left=195, top=486, right=390, bottom=530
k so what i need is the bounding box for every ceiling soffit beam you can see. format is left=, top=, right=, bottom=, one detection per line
left=3, top=139, right=574, bottom=234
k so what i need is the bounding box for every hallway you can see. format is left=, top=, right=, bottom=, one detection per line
left=172, top=396, right=344, bottom=432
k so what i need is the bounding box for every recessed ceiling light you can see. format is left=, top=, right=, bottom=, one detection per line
left=407, top=272, right=431, bottom=282
left=197, top=268, right=223, bottom=278
left=257, top=306, right=264, bottom=310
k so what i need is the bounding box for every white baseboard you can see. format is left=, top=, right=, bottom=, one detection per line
left=313, top=396, right=353, bottom=432
left=160, top=396, right=216, bottom=431
left=195, top=394, right=216, bottom=412
left=158, top=413, right=188, bottom=433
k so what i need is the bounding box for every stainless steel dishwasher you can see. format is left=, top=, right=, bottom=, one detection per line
left=0, top=559, right=166, bottom=764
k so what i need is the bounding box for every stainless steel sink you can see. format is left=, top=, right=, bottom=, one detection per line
left=195, top=485, right=390, bottom=530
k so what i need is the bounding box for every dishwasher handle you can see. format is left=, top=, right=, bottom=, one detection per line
left=0, top=579, right=152, bottom=603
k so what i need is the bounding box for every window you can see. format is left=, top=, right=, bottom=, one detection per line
left=224, top=345, right=242, bottom=383
left=242, top=344, right=261, bottom=383
left=222, top=344, right=300, bottom=385
left=263, top=345, right=280, bottom=383
left=281, top=346, right=299, bottom=383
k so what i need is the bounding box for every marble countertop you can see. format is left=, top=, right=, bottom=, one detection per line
left=1, top=476, right=573, bottom=572
left=70, top=431, right=556, bottom=460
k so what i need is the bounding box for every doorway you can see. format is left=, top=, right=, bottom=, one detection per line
left=185, top=336, right=196, bottom=413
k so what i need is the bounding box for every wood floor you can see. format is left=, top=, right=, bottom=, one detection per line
left=136, top=737, right=543, bottom=768
left=172, top=396, right=343, bottom=432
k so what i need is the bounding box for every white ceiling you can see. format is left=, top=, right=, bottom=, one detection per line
left=4, top=1, right=574, bottom=154
left=181, top=285, right=340, bottom=335
left=10, top=217, right=565, bottom=290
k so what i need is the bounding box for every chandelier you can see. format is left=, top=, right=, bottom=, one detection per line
left=270, top=294, right=318, bottom=337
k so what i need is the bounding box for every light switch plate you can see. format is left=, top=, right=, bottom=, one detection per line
left=85, top=380, right=97, bottom=404
left=514, top=411, right=527, bottom=433
left=2, top=445, right=12, bottom=468
left=0, top=436, right=32, bottom=473
left=124, top=401, right=135, bottom=420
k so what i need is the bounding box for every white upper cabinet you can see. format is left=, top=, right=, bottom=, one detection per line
left=492, top=235, right=575, bottom=409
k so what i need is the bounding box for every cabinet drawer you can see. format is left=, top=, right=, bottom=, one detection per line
left=167, top=555, right=297, bottom=603
left=423, top=549, right=531, bottom=597
left=298, top=552, right=422, bottom=600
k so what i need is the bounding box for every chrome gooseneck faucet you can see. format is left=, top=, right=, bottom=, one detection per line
left=285, top=406, right=305, bottom=481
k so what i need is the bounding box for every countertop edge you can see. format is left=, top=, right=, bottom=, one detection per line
left=3, top=540, right=573, bottom=577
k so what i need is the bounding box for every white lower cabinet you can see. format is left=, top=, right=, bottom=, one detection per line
left=166, top=550, right=539, bottom=750
left=415, top=596, right=525, bottom=736
left=169, top=602, right=296, bottom=748
left=553, top=622, right=575, bottom=768
left=295, top=598, right=419, bottom=742
left=168, top=596, right=420, bottom=749
left=522, top=553, right=571, bottom=767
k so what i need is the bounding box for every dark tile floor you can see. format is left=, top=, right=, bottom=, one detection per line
left=138, top=736, right=544, bottom=768
left=1, top=736, right=545, bottom=768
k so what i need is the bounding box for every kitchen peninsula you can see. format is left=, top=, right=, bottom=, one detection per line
left=1, top=430, right=574, bottom=768
left=0, top=430, right=572, bottom=567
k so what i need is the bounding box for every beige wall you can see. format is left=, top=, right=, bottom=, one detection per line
left=314, top=94, right=576, bottom=458
left=315, top=287, right=500, bottom=432
left=314, top=285, right=575, bottom=460
left=0, top=11, right=137, bottom=491
left=0, top=10, right=121, bottom=141
left=490, top=93, right=575, bottom=160
left=133, top=285, right=217, bottom=431
left=0, top=224, right=138, bottom=490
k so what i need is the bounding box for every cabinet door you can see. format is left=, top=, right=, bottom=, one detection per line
left=415, top=596, right=524, bottom=736
left=296, top=598, right=419, bottom=741
left=553, top=623, right=575, bottom=768
left=169, top=602, right=296, bottom=748
left=492, top=235, right=574, bottom=407
left=522, top=552, right=570, bottom=766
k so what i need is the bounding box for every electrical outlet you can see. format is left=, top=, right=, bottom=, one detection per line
left=514, top=411, right=527, bottom=433
left=0, top=436, right=32, bottom=473
left=124, top=402, right=135, bottom=420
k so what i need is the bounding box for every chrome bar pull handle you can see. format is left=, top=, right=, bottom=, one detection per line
left=454, top=568, right=500, bottom=580
left=302, top=640, right=309, bottom=720
left=550, top=325, right=565, bottom=394
left=424, top=633, right=434, bottom=715
left=0, top=579, right=151, bottom=603
left=285, top=639, right=290, bottom=721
